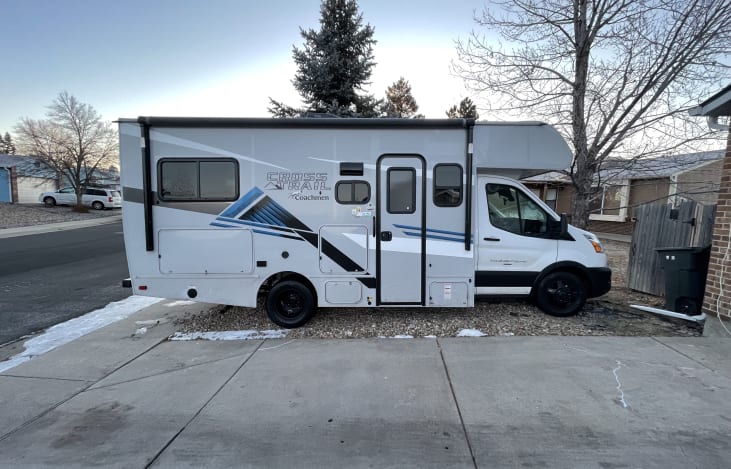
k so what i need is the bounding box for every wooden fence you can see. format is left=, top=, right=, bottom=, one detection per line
left=627, top=201, right=716, bottom=296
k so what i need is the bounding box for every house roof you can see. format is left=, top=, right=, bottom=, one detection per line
left=0, top=154, right=23, bottom=168
left=0, top=154, right=57, bottom=179
left=689, top=84, right=731, bottom=117
left=524, top=150, right=726, bottom=184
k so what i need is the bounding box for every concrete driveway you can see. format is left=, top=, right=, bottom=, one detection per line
left=1, top=300, right=730, bottom=468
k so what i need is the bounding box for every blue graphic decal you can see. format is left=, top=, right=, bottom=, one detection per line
left=219, top=187, right=264, bottom=219
left=395, top=224, right=472, bottom=243
left=394, top=224, right=467, bottom=237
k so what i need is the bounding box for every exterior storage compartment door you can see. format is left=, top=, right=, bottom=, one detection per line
left=159, top=229, right=253, bottom=274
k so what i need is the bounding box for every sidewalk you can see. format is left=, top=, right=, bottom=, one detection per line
left=1, top=300, right=729, bottom=468
left=0, top=214, right=122, bottom=239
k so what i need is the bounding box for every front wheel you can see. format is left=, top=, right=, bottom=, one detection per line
left=265, top=280, right=316, bottom=328
left=43, top=197, right=56, bottom=207
left=534, top=271, right=587, bottom=317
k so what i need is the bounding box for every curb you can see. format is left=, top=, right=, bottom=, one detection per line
left=0, top=215, right=123, bottom=239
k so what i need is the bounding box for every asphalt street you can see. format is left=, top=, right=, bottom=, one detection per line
left=0, top=221, right=129, bottom=345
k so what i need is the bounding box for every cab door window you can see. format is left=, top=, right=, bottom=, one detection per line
left=486, top=183, right=548, bottom=236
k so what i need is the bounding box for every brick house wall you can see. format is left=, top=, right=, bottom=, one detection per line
left=703, top=131, right=731, bottom=319
left=10, top=166, right=18, bottom=203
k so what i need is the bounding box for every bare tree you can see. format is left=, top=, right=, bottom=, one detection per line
left=454, top=0, right=731, bottom=228
left=15, top=92, right=117, bottom=210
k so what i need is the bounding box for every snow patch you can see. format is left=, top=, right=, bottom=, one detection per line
left=392, top=334, right=414, bottom=339
left=613, top=360, right=630, bottom=408
left=170, top=330, right=288, bottom=341
left=457, top=329, right=486, bottom=337
left=164, top=300, right=197, bottom=307
left=0, top=296, right=163, bottom=373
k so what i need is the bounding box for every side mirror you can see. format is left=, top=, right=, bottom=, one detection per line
left=560, top=213, right=568, bottom=238
left=549, top=213, right=569, bottom=238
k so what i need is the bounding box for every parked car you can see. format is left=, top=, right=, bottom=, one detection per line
left=39, top=187, right=122, bottom=210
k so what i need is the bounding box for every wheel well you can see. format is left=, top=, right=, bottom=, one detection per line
left=531, top=264, right=590, bottom=298
left=259, top=272, right=317, bottom=302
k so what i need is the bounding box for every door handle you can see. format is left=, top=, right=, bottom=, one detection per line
left=483, top=237, right=501, bottom=242
left=381, top=231, right=392, bottom=241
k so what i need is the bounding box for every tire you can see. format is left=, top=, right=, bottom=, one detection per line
left=265, top=280, right=316, bottom=328
left=43, top=197, right=56, bottom=207
left=92, top=201, right=104, bottom=210
left=534, top=271, right=587, bottom=317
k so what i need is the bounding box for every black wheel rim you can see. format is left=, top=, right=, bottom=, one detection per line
left=277, top=290, right=304, bottom=318
left=546, top=280, right=578, bottom=306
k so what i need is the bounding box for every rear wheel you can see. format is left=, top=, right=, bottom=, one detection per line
left=265, top=280, right=316, bottom=328
left=43, top=197, right=56, bottom=207
left=534, top=271, right=587, bottom=317
left=92, top=201, right=104, bottom=210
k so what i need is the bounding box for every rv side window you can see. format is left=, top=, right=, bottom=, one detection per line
left=485, top=183, right=548, bottom=237
left=433, top=164, right=462, bottom=207
left=336, top=181, right=371, bottom=204
left=159, top=159, right=238, bottom=201
left=387, top=168, right=416, bottom=214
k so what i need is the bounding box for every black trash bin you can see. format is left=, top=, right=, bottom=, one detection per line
left=655, top=246, right=711, bottom=316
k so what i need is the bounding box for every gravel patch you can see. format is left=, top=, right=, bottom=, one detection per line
left=174, top=238, right=703, bottom=338
left=0, top=203, right=120, bottom=229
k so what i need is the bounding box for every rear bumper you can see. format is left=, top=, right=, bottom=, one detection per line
left=587, top=267, right=612, bottom=298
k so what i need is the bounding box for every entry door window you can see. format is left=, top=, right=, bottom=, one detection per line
left=387, top=168, right=415, bottom=214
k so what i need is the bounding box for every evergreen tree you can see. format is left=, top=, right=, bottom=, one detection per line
left=269, top=0, right=380, bottom=117
left=446, top=98, right=479, bottom=119
left=0, top=132, right=16, bottom=154
left=382, top=77, right=419, bottom=118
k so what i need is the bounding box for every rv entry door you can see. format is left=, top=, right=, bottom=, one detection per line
left=376, top=155, right=425, bottom=305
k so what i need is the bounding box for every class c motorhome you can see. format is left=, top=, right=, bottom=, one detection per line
left=119, top=117, right=611, bottom=327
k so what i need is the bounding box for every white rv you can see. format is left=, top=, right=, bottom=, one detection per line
left=119, top=118, right=610, bottom=328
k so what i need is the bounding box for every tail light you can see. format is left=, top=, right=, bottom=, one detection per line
left=109, top=197, right=113, bottom=202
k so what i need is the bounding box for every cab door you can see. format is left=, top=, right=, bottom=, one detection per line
left=476, top=176, right=559, bottom=294
left=377, top=155, right=425, bottom=305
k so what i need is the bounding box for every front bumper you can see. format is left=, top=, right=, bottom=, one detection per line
left=587, top=267, right=612, bottom=298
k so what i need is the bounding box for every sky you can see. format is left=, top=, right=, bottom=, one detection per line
left=1, top=0, right=484, bottom=134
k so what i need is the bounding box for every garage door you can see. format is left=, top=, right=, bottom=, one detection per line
left=0, top=168, right=11, bottom=202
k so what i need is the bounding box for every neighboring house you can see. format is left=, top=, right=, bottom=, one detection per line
left=689, top=84, right=731, bottom=322
left=523, top=150, right=725, bottom=235
left=0, top=154, right=58, bottom=204
left=87, top=166, right=121, bottom=190
left=0, top=154, right=121, bottom=204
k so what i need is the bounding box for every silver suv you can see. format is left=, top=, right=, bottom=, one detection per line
left=39, top=187, right=122, bottom=210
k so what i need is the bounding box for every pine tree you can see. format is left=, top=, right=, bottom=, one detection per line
left=446, top=98, right=479, bottom=119
left=0, top=132, right=16, bottom=154
left=269, top=0, right=380, bottom=117
left=382, top=77, right=419, bottom=118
